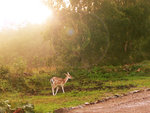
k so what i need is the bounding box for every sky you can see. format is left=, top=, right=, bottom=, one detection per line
left=0, top=0, right=52, bottom=30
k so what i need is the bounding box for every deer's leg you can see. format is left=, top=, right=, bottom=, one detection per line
left=52, top=87, right=55, bottom=96
left=61, top=86, right=65, bottom=93
left=55, top=87, right=59, bottom=95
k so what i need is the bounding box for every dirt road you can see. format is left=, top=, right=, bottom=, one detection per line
left=69, top=89, right=150, bottom=113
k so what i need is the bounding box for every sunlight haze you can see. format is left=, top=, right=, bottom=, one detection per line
left=0, top=0, right=52, bottom=30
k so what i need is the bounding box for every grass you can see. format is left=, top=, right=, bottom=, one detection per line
left=1, top=62, right=150, bottom=112
left=2, top=76, right=150, bottom=113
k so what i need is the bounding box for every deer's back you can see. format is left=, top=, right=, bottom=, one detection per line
left=50, top=77, right=64, bottom=86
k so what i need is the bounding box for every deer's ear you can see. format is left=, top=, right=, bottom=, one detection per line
left=67, top=72, right=69, bottom=74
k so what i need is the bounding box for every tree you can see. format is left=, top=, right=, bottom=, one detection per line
left=44, top=0, right=150, bottom=67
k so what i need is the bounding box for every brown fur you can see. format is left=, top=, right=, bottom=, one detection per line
left=50, top=72, right=72, bottom=95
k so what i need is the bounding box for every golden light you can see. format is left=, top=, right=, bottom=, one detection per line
left=0, top=0, right=53, bottom=30
left=63, top=0, right=70, bottom=7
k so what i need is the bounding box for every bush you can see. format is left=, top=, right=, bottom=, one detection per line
left=0, top=79, right=12, bottom=92
left=12, top=58, right=27, bottom=75
left=0, top=100, right=34, bottom=113
left=25, top=73, right=51, bottom=91
left=0, top=65, right=10, bottom=79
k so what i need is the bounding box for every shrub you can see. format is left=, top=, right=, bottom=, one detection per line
left=12, top=58, right=27, bottom=75
left=0, top=65, right=10, bottom=79
left=0, top=79, right=12, bottom=92
left=0, top=100, right=34, bottom=113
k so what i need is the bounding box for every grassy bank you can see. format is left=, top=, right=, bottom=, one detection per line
left=0, top=61, right=150, bottom=112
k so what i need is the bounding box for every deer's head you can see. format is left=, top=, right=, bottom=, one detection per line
left=65, top=72, right=73, bottom=79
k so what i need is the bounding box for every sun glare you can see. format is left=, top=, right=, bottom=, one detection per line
left=0, top=0, right=52, bottom=30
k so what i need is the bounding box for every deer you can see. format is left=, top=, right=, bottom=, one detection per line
left=50, top=72, right=72, bottom=96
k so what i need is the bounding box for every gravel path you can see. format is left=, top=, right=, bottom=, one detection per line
left=69, top=89, right=150, bottom=113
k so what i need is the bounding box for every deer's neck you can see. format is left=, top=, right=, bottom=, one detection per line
left=64, top=77, right=69, bottom=84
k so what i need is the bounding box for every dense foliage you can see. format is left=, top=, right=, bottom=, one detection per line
left=44, top=0, right=150, bottom=67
